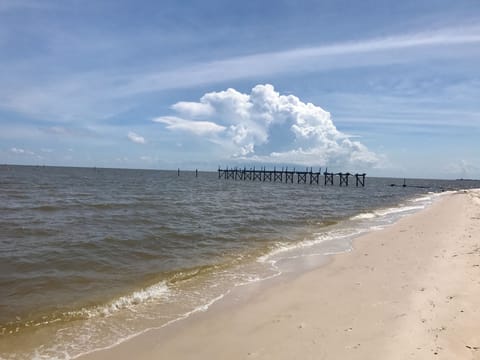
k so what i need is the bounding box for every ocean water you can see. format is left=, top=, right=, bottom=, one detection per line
left=1, top=165, right=479, bottom=359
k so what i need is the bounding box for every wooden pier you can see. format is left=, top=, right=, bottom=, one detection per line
left=218, top=167, right=366, bottom=187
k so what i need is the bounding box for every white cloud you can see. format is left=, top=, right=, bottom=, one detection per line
left=153, top=116, right=226, bottom=136
left=157, top=84, right=380, bottom=170
left=127, top=131, right=146, bottom=144
left=10, top=147, right=25, bottom=154
left=10, top=147, right=34, bottom=155
left=171, top=101, right=215, bottom=118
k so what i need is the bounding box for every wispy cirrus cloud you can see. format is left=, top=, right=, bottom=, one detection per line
left=40, top=126, right=98, bottom=137
left=117, top=25, right=480, bottom=97
left=1, top=25, right=480, bottom=123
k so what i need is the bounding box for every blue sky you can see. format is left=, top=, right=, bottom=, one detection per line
left=1, top=0, right=480, bottom=178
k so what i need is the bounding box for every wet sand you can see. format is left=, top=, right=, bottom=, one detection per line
left=79, top=190, right=480, bottom=360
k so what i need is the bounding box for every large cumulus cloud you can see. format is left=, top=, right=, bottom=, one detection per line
left=153, top=84, right=379, bottom=169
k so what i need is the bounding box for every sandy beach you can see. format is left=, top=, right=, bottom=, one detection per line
left=79, top=190, right=480, bottom=360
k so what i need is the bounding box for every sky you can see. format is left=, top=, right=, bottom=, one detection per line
left=1, top=0, right=480, bottom=179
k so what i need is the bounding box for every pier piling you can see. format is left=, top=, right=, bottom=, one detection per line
left=355, top=173, right=366, bottom=187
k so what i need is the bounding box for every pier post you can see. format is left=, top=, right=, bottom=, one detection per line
left=274, top=166, right=282, bottom=182
left=285, top=167, right=294, bottom=183
left=324, top=170, right=334, bottom=186
left=339, top=172, right=351, bottom=186
left=253, top=166, right=262, bottom=181
left=297, top=171, right=306, bottom=184
left=355, top=173, right=366, bottom=187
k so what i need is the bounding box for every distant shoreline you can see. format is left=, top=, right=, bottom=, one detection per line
left=1, top=163, right=478, bottom=182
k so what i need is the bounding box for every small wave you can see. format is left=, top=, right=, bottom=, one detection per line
left=70, top=291, right=230, bottom=360
left=374, top=205, right=424, bottom=217
left=258, top=227, right=363, bottom=265
left=351, top=203, right=426, bottom=221
left=74, top=281, right=171, bottom=318
left=0, top=281, right=171, bottom=337
left=350, top=212, right=376, bottom=220
left=409, top=196, right=432, bottom=203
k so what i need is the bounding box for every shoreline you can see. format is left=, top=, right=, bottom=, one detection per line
left=78, top=190, right=480, bottom=359
left=0, top=188, right=444, bottom=359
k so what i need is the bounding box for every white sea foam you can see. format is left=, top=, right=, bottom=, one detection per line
left=374, top=205, right=425, bottom=217
left=351, top=204, right=427, bottom=222
left=73, top=281, right=171, bottom=319
left=410, top=196, right=432, bottom=203
left=258, top=227, right=364, bottom=266
left=350, top=212, right=376, bottom=220
left=174, top=292, right=227, bottom=317
left=369, top=225, right=386, bottom=231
